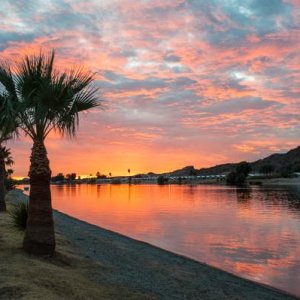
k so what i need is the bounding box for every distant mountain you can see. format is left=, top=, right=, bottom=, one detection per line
left=164, top=166, right=197, bottom=176
left=197, top=163, right=236, bottom=176
left=162, top=146, right=300, bottom=176
left=251, top=146, right=300, bottom=173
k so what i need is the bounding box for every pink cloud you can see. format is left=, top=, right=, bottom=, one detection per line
left=1, top=0, right=300, bottom=176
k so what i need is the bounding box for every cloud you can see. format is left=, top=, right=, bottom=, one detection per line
left=1, top=0, right=300, bottom=176
left=164, top=54, right=181, bottom=62
left=202, top=97, right=282, bottom=114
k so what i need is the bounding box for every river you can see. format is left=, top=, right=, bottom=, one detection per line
left=48, top=183, right=300, bottom=297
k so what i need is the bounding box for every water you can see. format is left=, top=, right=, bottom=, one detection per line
left=49, top=184, right=300, bottom=296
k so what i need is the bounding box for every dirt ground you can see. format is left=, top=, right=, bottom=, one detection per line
left=0, top=200, right=151, bottom=299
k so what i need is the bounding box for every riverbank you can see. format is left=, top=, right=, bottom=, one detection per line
left=16, top=176, right=300, bottom=188
left=1, top=191, right=150, bottom=299
left=2, top=190, right=298, bottom=299
left=262, top=177, right=300, bottom=186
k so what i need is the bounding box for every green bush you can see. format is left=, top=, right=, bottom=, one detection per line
left=9, top=201, right=28, bottom=231
left=226, top=171, right=237, bottom=185
left=236, top=161, right=251, bottom=177
left=226, top=172, right=247, bottom=186
left=5, top=178, right=16, bottom=191
left=226, top=162, right=251, bottom=186
left=157, top=175, right=168, bottom=185
left=235, top=173, right=246, bottom=186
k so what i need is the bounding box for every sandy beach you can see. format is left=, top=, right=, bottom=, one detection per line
left=2, top=189, right=298, bottom=299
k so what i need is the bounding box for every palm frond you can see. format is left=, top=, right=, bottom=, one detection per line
left=0, top=146, right=14, bottom=166
left=0, top=49, right=101, bottom=140
left=0, top=61, right=17, bottom=98
left=0, top=92, right=19, bottom=140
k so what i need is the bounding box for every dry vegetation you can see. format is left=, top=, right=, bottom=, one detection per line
left=0, top=203, right=152, bottom=300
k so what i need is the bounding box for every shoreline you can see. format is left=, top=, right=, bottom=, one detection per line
left=253, top=177, right=300, bottom=186
left=6, top=189, right=299, bottom=299
left=54, top=209, right=299, bottom=299
left=16, top=176, right=300, bottom=187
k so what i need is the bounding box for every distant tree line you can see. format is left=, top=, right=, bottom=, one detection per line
left=259, top=164, right=275, bottom=176
left=226, top=160, right=300, bottom=186
left=258, top=162, right=300, bottom=178
left=51, top=171, right=110, bottom=183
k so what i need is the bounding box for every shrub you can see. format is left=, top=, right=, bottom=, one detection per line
left=226, top=162, right=251, bottom=186
left=235, top=173, right=246, bottom=186
left=226, top=171, right=237, bottom=185
left=9, top=201, right=28, bottom=231
left=5, top=178, right=16, bottom=191
left=157, top=175, right=168, bottom=185
left=236, top=161, right=251, bottom=176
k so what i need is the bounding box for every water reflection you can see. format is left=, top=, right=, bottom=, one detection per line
left=51, top=184, right=300, bottom=297
left=236, top=188, right=252, bottom=201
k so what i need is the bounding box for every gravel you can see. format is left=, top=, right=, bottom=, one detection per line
left=54, top=213, right=298, bottom=300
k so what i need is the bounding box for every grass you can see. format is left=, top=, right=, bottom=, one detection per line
left=0, top=202, right=152, bottom=300
left=9, top=201, right=28, bottom=231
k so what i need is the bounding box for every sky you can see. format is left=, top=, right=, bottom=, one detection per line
left=1, top=0, right=300, bottom=177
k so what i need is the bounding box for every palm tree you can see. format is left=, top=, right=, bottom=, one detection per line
left=0, top=146, right=9, bottom=211
left=2, top=147, right=14, bottom=192
left=0, top=140, right=15, bottom=213
left=0, top=67, right=17, bottom=211
left=0, top=50, right=100, bottom=255
left=3, top=148, right=15, bottom=195
left=0, top=146, right=14, bottom=212
left=3, top=149, right=15, bottom=193
left=128, top=168, right=131, bottom=184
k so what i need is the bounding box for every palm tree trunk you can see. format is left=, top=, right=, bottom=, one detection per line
left=0, top=146, right=6, bottom=212
left=23, top=140, right=55, bottom=255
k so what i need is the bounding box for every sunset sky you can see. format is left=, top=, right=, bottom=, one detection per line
left=1, top=0, right=300, bottom=177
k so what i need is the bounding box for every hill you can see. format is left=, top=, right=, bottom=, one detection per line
left=164, top=146, right=300, bottom=176
left=251, top=146, right=300, bottom=173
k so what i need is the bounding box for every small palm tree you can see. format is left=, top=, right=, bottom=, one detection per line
left=0, top=50, right=100, bottom=255
left=0, top=146, right=9, bottom=211
left=0, top=129, right=15, bottom=212
left=0, top=146, right=14, bottom=212
left=128, top=168, right=132, bottom=184
left=0, top=66, right=17, bottom=211
left=3, top=148, right=15, bottom=194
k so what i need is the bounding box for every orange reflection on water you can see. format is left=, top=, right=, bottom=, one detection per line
left=50, top=184, right=300, bottom=297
